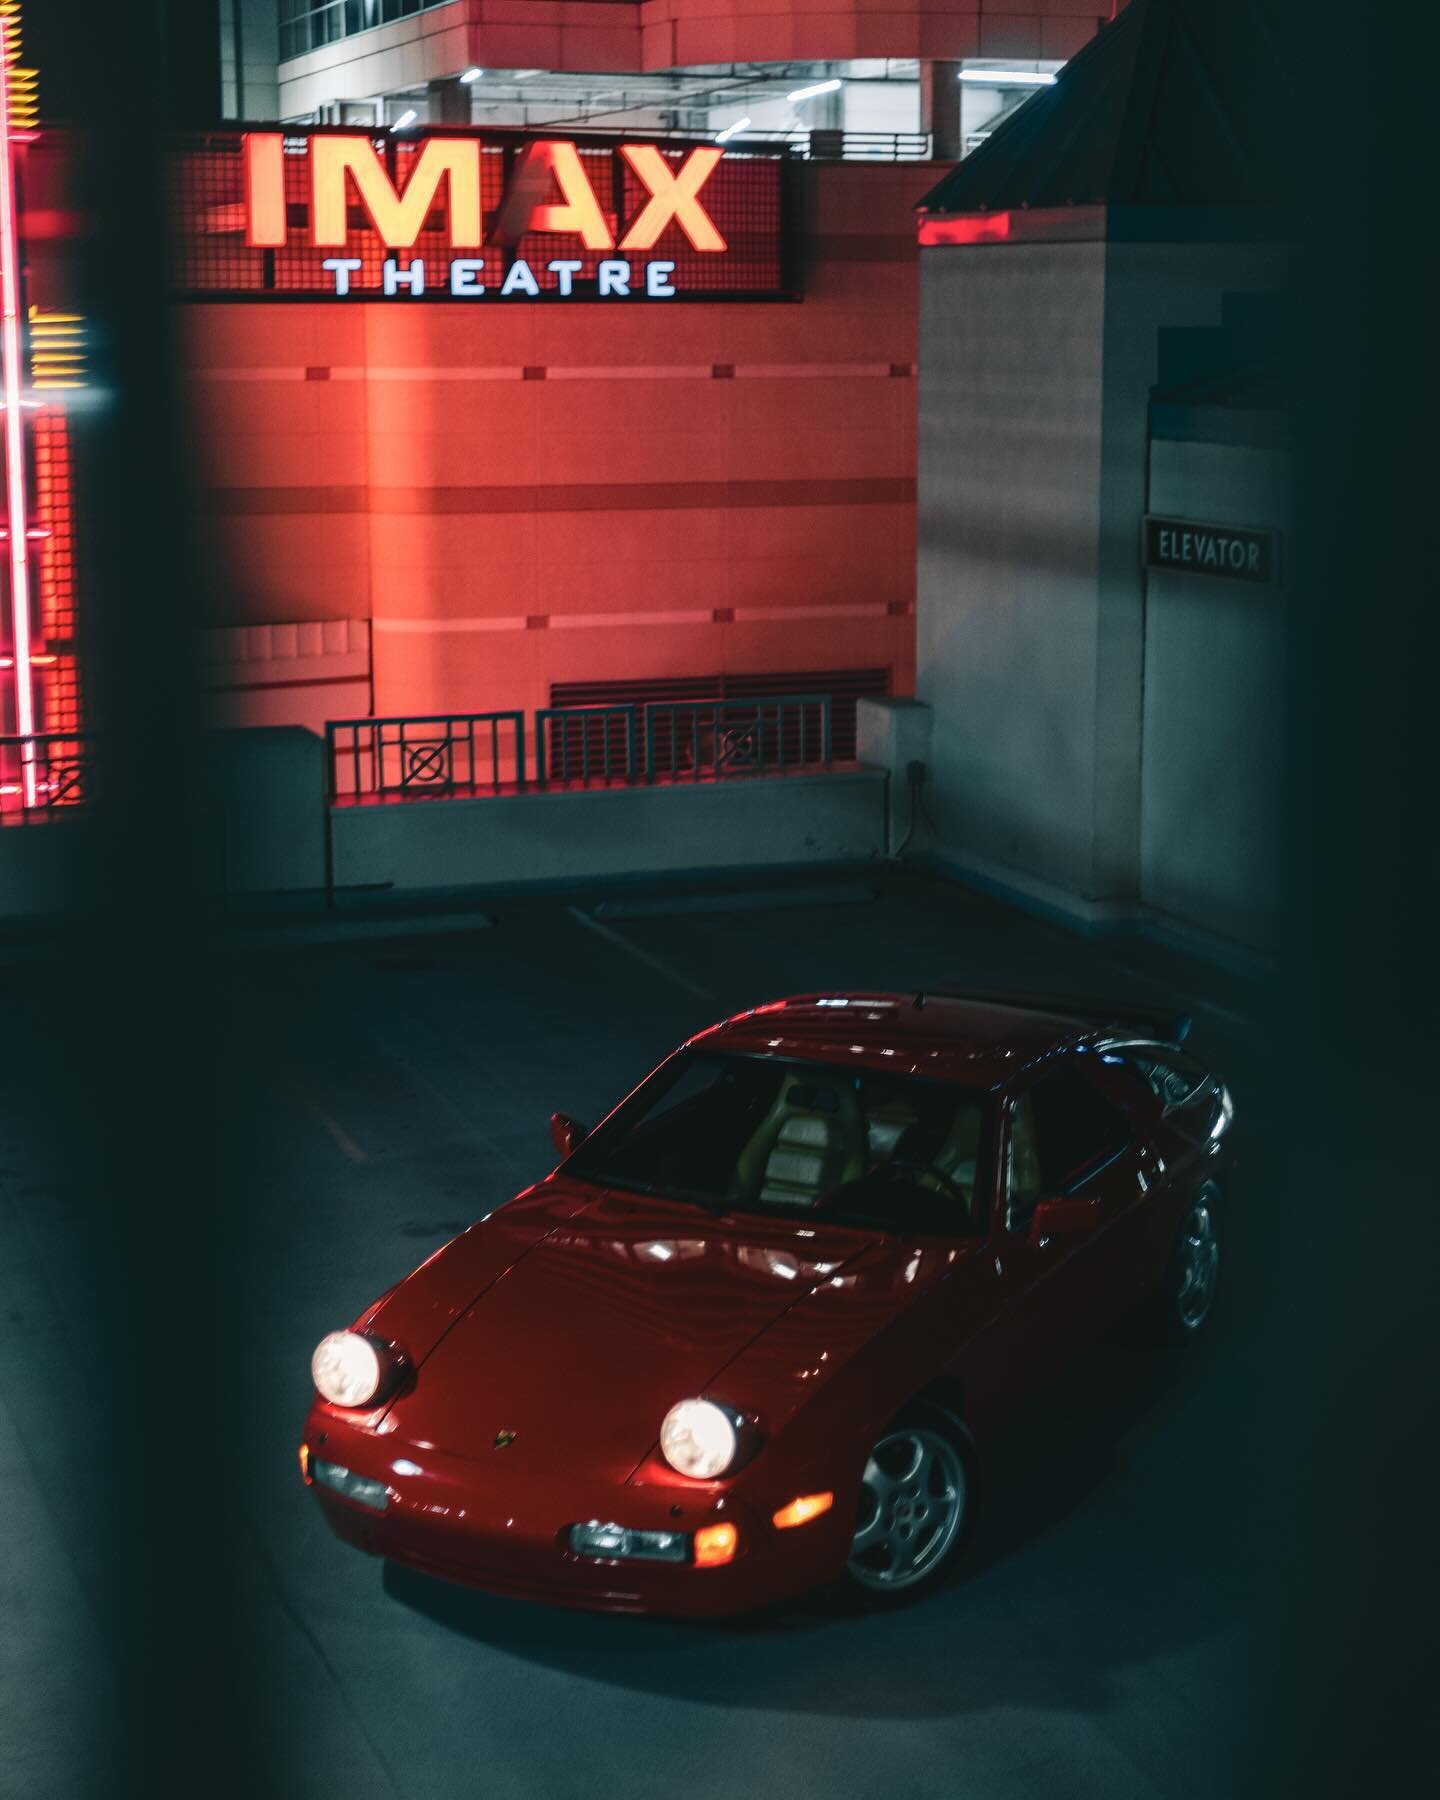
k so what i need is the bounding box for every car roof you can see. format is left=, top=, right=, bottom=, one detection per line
left=694, top=990, right=1189, bottom=1092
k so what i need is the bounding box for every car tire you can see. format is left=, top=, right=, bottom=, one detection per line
left=1156, top=1180, right=1223, bottom=1342
left=842, top=1400, right=980, bottom=1607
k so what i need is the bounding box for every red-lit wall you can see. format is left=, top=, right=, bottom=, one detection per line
left=184, top=161, right=930, bottom=730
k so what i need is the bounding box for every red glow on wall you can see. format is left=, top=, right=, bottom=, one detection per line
left=917, top=213, right=1014, bottom=247
left=0, top=37, right=36, bottom=793
left=31, top=402, right=78, bottom=735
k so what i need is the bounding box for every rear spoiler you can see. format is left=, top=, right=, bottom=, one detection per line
left=911, top=986, right=1192, bottom=1047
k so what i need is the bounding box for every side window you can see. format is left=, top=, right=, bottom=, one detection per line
left=1007, top=1093, right=1044, bottom=1223
left=1006, top=1063, right=1131, bottom=1227
left=1110, top=1046, right=1213, bottom=1112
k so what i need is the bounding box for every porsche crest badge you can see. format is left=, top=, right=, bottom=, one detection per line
left=493, top=1429, right=517, bottom=1449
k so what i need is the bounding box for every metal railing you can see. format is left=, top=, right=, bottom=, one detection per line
left=326, top=694, right=836, bottom=801
left=535, top=705, right=637, bottom=788
left=644, top=695, right=833, bottom=781
left=0, top=733, right=92, bottom=824
left=326, top=712, right=525, bottom=802
left=612, top=128, right=934, bottom=163
left=533, top=695, right=835, bottom=787
left=796, top=130, right=934, bottom=162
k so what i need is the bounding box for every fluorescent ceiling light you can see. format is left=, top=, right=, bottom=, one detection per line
left=957, top=68, right=1057, bottom=86
left=459, top=67, right=484, bottom=84
left=390, top=109, right=418, bottom=131
left=715, top=116, right=751, bottom=144
left=786, top=79, right=842, bottom=103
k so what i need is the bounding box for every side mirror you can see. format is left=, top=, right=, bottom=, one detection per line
left=550, top=1112, right=588, bottom=1159
left=1028, top=1195, right=1099, bottom=1246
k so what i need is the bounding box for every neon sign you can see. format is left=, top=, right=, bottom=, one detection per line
left=172, top=128, right=790, bottom=303
left=241, top=131, right=730, bottom=300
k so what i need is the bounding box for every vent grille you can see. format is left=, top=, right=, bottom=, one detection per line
left=549, top=668, right=889, bottom=764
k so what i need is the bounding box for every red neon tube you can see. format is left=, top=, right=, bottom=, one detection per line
left=0, top=41, right=36, bottom=802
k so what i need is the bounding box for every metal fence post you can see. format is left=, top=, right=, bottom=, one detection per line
left=322, top=722, right=337, bottom=910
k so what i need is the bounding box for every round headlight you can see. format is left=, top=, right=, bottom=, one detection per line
left=660, top=1398, right=738, bottom=1480
left=311, top=1330, right=383, bottom=1408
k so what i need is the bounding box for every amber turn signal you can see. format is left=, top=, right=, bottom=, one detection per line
left=298, top=1443, right=312, bottom=1484
left=692, top=1522, right=740, bottom=1567
left=772, top=1491, right=834, bottom=1530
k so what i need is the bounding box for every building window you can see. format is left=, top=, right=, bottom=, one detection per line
left=279, top=0, right=454, bottom=64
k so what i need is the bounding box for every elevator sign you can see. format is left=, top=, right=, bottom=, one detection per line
left=171, top=128, right=791, bottom=302
left=1143, top=515, right=1280, bottom=585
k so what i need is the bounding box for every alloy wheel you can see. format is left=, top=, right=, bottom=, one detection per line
left=847, top=1424, right=967, bottom=1592
left=1176, top=1187, right=1221, bottom=1330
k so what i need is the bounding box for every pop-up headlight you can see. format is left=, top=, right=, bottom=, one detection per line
left=310, top=1329, right=408, bottom=1409
left=659, top=1398, right=740, bottom=1479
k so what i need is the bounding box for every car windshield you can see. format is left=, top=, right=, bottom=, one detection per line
left=565, top=1050, right=991, bottom=1236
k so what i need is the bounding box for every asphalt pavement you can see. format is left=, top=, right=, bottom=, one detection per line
left=0, top=865, right=1285, bottom=1799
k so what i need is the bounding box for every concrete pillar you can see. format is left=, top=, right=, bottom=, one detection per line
left=920, top=62, right=963, bottom=161
left=223, top=0, right=279, bottom=123
left=428, top=78, right=471, bottom=126
left=914, top=220, right=1285, bottom=931
left=856, top=698, right=933, bottom=854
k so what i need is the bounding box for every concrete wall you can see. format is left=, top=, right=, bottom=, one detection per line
left=916, top=235, right=1109, bottom=903
left=1, top=754, right=881, bottom=918
left=1139, top=434, right=1288, bottom=951
left=856, top=694, right=931, bottom=852
left=183, top=161, right=928, bottom=730
left=0, top=823, right=91, bottom=921
left=275, top=2, right=1116, bottom=116
left=915, top=223, right=1283, bottom=930
left=1094, top=243, right=1284, bottom=904
left=208, top=727, right=328, bottom=894
left=328, top=766, right=886, bottom=893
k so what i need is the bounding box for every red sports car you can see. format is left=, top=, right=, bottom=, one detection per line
left=301, top=990, right=1233, bottom=1615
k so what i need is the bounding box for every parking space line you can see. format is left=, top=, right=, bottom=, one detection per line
left=307, top=1103, right=368, bottom=1164
left=566, top=906, right=719, bottom=1003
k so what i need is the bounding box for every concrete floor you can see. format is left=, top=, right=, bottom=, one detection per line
left=0, top=866, right=1281, bottom=1798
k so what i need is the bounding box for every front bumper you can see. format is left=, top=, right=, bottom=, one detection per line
left=302, top=1408, right=851, bottom=1617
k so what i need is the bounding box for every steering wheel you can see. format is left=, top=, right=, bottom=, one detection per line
left=868, top=1159, right=971, bottom=1208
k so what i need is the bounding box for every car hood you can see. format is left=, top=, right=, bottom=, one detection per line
left=380, top=1185, right=900, bottom=1481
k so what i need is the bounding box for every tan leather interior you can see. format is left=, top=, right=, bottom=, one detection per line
left=927, top=1105, right=981, bottom=1202
left=735, top=1074, right=867, bottom=1206
left=1009, top=1094, right=1043, bottom=1210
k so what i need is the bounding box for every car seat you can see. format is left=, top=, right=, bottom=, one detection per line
left=734, top=1075, right=867, bottom=1207
left=917, top=1106, right=982, bottom=1223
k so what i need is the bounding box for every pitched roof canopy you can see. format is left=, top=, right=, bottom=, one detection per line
left=920, top=0, right=1287, bottom=216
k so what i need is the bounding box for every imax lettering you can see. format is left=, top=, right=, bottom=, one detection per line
left=492, top=140, right=614, bottom=250
left=618, top=145, right=727, bottom=251
left=312, top=136, right=482, bottom=248
left=242, top=132, right=727, bottom=255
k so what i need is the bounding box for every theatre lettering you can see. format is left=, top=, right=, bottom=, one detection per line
left=239, top=131, right=732, bottom=301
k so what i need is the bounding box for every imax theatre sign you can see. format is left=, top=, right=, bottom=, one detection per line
left=241, top=132, right=733, bottom=300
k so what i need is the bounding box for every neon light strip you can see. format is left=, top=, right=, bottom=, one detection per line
left=956, top=69, right=1057, bottom=87
left=0, top=42, right=36, bottom=802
